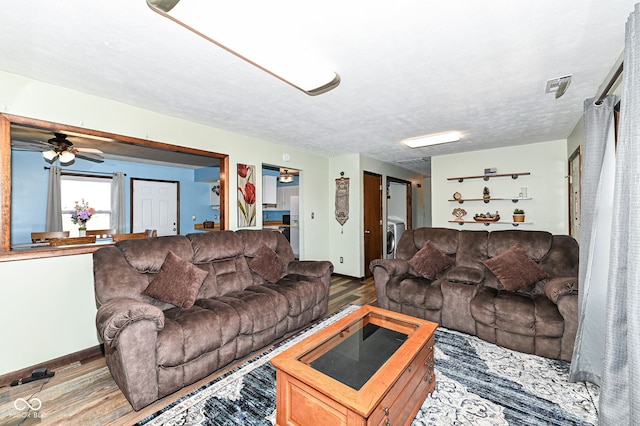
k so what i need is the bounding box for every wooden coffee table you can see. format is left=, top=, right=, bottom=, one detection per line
left=271, top=305, right=438, bottom=426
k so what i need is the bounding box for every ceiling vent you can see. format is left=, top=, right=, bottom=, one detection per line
left=545, top=75, right=572, bottom=99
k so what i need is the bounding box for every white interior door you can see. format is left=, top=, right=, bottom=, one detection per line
left=132, top=179, right=179, bottom=236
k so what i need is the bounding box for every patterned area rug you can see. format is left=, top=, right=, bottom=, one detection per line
left=137, top=305, right=599, bottom=426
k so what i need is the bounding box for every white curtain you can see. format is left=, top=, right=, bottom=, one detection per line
left=111, top=172, right=126, bottom=234
left=600, top=4, right=640, bottom=424
left=569, top=95, right=617, bottom=385
left=45, top=166, right=63, bottom=231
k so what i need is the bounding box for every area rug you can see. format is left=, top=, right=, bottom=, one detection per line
left=136, top=305, right=599, bottom=426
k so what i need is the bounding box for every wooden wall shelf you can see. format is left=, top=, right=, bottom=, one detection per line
left=448, top=197, right=532, bottom=204
left=448, top=220, right=531, bottom=227
left=448, top=172, right=530, bottom=182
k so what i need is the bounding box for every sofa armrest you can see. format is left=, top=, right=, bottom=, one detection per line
left=369, top=258, right=410, bottom=276
left=544, top=277, right=578, bottom=304
left=370, top=259, right=410, bottom=310
left=287, top=260, right=334, bottom=278
left=96, top=298, right=165, bottom=348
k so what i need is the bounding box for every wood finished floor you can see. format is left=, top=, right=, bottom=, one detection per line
left=0, top=275, right=376, bottom=426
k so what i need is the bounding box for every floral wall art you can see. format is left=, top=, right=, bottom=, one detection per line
left=237, top=163, right=256, bottom=227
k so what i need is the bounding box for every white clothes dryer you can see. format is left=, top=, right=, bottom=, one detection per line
left=386, top=219, right=406, bottom=259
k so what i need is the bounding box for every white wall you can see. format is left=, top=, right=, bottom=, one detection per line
left=328, top=154, right=362, bottom=277
left=422, top=177, right=432, bottom=227
left=0, top=70, right=425, bottom=375
left=327, top=154, right=424, bottom=277
left=432, top=140, right=569, bottom=235
left=0, top=70, right=336, bottom=374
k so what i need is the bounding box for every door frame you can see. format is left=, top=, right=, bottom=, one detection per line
left=386, top=176, right=413, bottom=230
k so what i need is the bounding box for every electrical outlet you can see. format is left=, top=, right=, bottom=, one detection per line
left=340, top=256, right=344, bottom=263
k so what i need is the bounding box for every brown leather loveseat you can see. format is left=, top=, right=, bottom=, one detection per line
left=370, top=228, right=578, bottom=361
left=94, top=229, right=333, bottom=410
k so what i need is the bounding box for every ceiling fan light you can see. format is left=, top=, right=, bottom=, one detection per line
left=59, top=151, right=75, bottom=164
left=402, top=131, right=462, bottom=148
left=146, top=0, right=340, bottom=96
left=279, top=169, right=294, bottom=183
left=42, top=150, right=58, bottom=161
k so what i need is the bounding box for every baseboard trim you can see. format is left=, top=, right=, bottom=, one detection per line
left=0, top=344, right=104, bottom=388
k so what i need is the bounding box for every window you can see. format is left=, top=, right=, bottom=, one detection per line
left=61, top=175, right=112, bottom=236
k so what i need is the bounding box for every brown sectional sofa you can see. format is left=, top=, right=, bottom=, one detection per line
left=94, top=229, right=333, bottom=410
left=370, top=228, right=578, bottom=361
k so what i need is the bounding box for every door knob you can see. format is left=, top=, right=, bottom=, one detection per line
left=364, top=230, right=371, bottom=234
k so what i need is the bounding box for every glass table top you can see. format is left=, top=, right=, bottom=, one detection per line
left=298, top=312, right=417, bottom=390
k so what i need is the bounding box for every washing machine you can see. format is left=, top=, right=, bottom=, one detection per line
left=386, top=219, right=406, bottom=259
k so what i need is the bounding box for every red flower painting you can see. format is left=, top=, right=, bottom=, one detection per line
left=237, top=163, right=256, bottom=227
left=238, top=164, right=250, bottom=179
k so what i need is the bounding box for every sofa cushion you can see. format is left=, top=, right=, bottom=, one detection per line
left=387, top=277, right=443, bottom=310
left=483, top=244, right=549, bottom=291
left=188, top=231, right=245, bottom=263
left=118, top=235, right=194, bottom=273
left=158, top=301, right=241, bottom=367
left=248, top=244, right=287, bottom=283
left=143, top=251, right=209, bottom=308
left=408, top=240, right=454, bottom=279
left=397, top=228, right=459, bottom=260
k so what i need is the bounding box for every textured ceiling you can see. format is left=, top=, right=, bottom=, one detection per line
left=0, top=1, right=636, bottom=175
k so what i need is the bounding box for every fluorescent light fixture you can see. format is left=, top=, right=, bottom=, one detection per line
left=146, top=0, right=340, bottom=96
left=402, top=131, right=462, bottom=148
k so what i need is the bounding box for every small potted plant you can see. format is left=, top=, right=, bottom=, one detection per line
left=513, top=208, right=525, bottom=223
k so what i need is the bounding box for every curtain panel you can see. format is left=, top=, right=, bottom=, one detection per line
left=111, top=172, right=126, bottom=234
left=45, top=166, right=63, bottom=232
left=569, top=95, right=617, bottom=385
left=600, top=3, right=640, bottom=424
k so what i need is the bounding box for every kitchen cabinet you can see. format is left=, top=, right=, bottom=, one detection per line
left=276, top=185, right=299, bottom=210
left=263, top=175, right=277, bottom=205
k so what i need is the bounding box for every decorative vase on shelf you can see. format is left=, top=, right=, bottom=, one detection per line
left=483, top=187, right=490, bottom=201
left=79, top=228, right=87, bottom=237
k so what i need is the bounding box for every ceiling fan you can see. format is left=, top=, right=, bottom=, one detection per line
left=13, top=132, right=104, bottom=164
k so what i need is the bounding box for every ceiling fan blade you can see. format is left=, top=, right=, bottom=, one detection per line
left=74, top=151, right=104, bottom=162
left=76, top=147, right=104, bottom=154
left=11, top=140, right=55, bottom=150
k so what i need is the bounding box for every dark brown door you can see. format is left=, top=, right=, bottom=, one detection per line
left=363, top=172, right=383, bottom=278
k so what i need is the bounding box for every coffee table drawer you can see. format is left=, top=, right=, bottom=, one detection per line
left=277, top=371, right=351, bottom=426
left=369, top=335, right=435, bottom=426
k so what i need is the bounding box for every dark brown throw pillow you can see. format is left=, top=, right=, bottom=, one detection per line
left=248, top=244, right=287, bottom=284
left=408, top=240, right=454, bottom=279
left=483, top=244, right=549, bottom=291
left=143, top=251, right=208, bottom=308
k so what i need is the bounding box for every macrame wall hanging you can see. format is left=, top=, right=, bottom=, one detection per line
left=335, top=172, right=350, bottom=233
